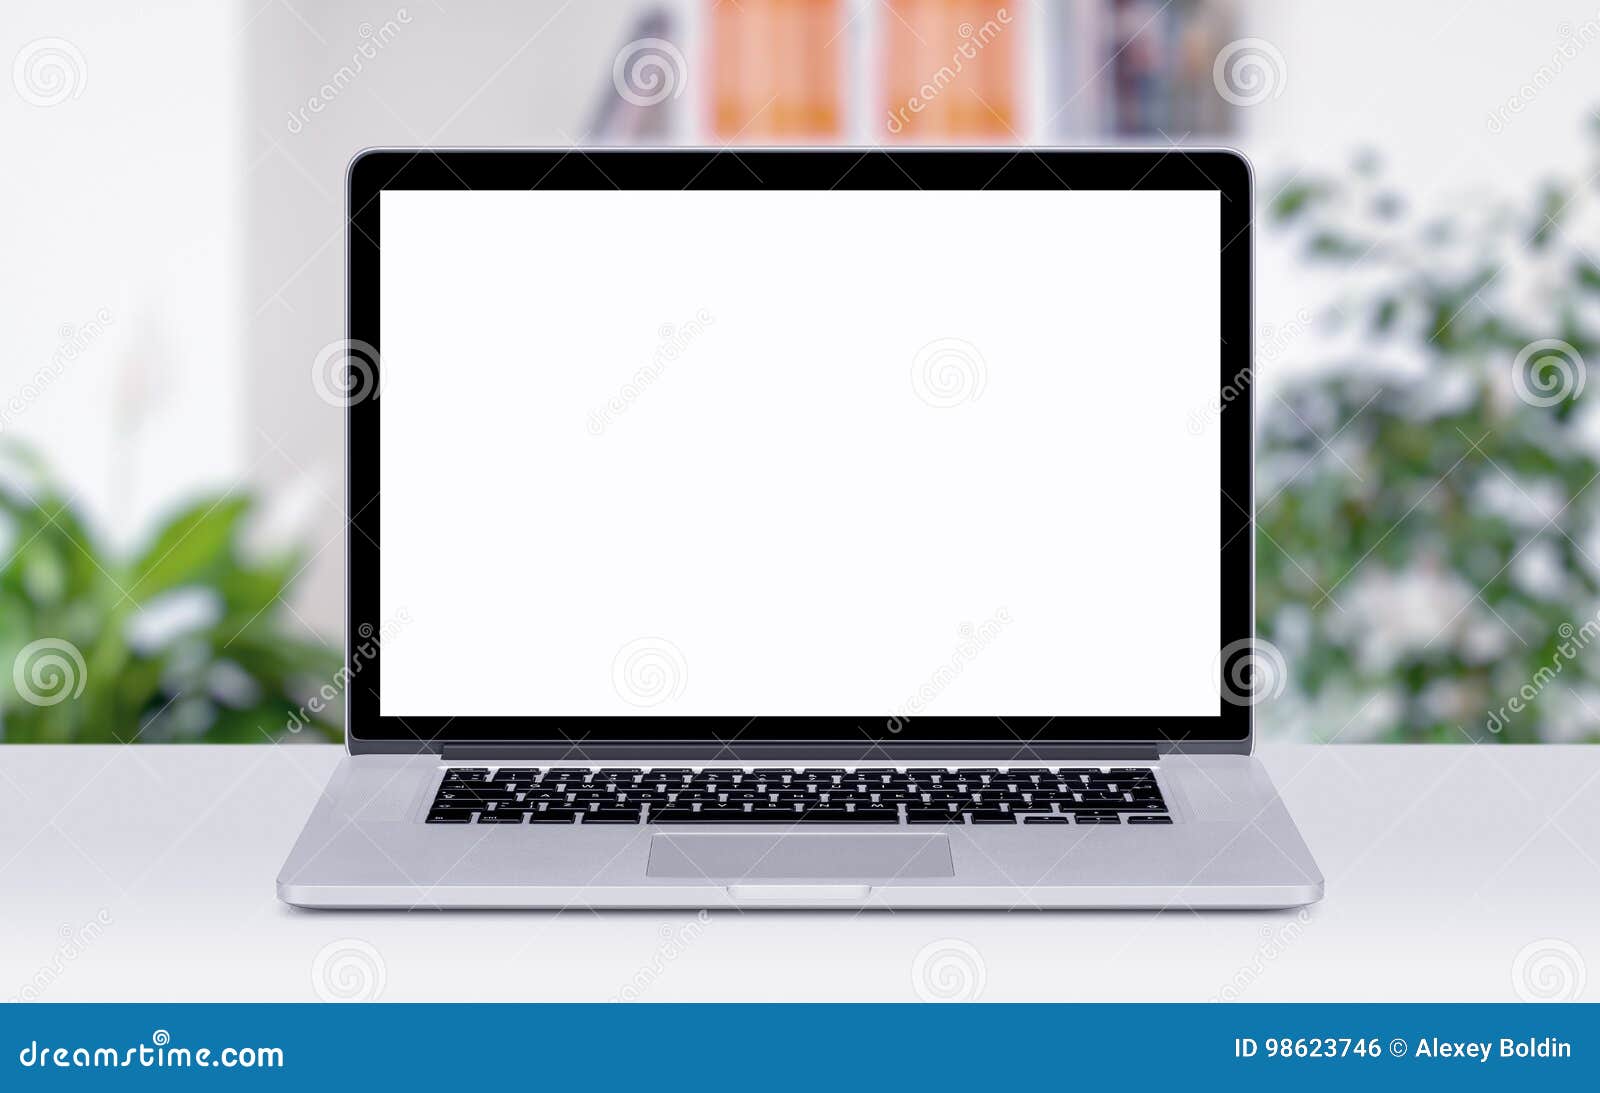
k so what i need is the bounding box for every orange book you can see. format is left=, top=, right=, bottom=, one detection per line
left=709, top=0, right=843, bottom=142
left=882, top=0, right=1016, bottom=141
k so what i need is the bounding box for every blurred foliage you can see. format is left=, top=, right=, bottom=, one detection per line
left=1260, top=139, right=1600, bottom=743
left=0, top=446, right=340, bottom=742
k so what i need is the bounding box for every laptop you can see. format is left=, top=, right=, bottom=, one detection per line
left=277, top=148, right=1324, bottom=910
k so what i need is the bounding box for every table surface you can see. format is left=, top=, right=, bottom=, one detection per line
left=2, top=744, right=1597, bottom=1002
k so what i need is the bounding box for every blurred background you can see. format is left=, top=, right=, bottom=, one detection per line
left=3, top=0, right=1599, bottom=744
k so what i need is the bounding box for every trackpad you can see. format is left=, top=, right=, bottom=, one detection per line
left=646, top=833, right=954, bottom=879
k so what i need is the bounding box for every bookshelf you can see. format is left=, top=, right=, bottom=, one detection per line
left=602, top=0, right=1243, bottom=145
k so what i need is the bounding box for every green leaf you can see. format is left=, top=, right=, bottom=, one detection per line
left=127, top=495, right=252, bottom=603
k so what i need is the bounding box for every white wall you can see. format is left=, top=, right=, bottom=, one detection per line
left=1, top=0, right=244, bottom=550
left=8, top=0, right=1598, bottom=630
left=1238, top=0, right=1600, bottom=379
left=243, top=1, right=629, bottom=630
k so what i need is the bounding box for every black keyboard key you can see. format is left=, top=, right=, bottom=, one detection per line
left=797, top=807, right=897, bottom=823
left=1128, top=815, right=1173, bottom=824
left=477, top=810, right=528, bottom=824
left=585, top=808, right=643, bottom=823
left=970, top=810, right=1015, bottom=824
left=429, top=798, right=483, bottom=812
left=426, top=810, right=472, bottom=823
left=1023, top=816, right=1071, bottom=824
left=443, top=768, right=489, bottom=780
left=1075, top=813, right=1122, bottom=824
left=906, top=809, right=964, bottom=823
left=530, top=809, right=578, bottom=824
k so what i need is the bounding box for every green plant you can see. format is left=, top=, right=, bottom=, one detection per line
left=0, top=446, right=341, bottom=742
left=1259, top=140, right=1600, bottom=743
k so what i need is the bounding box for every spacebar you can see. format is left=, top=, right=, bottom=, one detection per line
left=649, top=809, right=900, bottom=823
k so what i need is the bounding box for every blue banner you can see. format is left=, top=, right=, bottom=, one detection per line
left=5, top=1004, right=1595, bottom=1089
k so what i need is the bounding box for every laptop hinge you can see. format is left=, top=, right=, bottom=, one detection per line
left=439, top=743, right=1163, bottom=762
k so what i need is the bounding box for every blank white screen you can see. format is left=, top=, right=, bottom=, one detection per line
left=378, top=188, right=1221, bottom=719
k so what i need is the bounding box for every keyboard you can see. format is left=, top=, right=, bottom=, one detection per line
left=426, top=767, right=1170, bottom=826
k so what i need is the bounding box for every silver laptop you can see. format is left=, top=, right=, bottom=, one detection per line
left=277, top=148, right=1323, bottom=910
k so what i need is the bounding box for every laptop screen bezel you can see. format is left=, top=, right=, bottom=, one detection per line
left=345, top=148, right=1254, bottom=753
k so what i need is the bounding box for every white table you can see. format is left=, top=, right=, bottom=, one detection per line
left=2, top=744, right=1596, bottom=1002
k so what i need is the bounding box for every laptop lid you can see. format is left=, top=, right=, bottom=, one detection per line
left=343, top=149, right=1253, bottom=759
